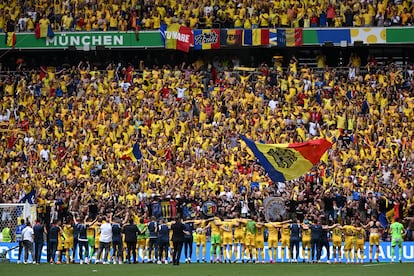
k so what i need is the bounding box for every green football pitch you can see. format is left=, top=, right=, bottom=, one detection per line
left=0, top=263, right=412, bottom=276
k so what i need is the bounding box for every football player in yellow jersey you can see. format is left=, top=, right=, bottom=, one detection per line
left=219, top=221, right=224, bottom=262
left=233, top=216, right=247, bottom=263
left=255, top=217, right=266, bottom=263
left=330, top=222, right=344, bottom=263
left=265, top=220, right=283, bottom=263
left=242, top=216, right=257, bottom=263
left=167, top=220, right=174, bottom=262
left=280, top=221, right=292, bottom=262
left=341, top=218, right=357, bottom=264
left=354, top=220, right=366, bottom=264
left=86, top=219, right=98, bottom=261
left=136, top=218, right=148, bottom=263
left=63, top=220, right=74, bottom=263
left=363, top=215, right=383, bottom=263
left=93, top=221, right=101, bottom=263
left=56, top=222, right=66, bottom=264
left=192, top=217, right=210, bottom=263
left=206, top=216, right=223, bottom=263
left=301, top=219, right=312, bottom=263
left=220, top=216, right=237, bottom=263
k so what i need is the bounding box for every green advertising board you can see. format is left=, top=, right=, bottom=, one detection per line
left=386, top=28, right=414, bottom=43
left=0, top=31, right=163, bottom=49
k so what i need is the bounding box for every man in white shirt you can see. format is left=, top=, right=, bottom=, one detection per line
left=268, top=99, right=278, bottom=113
left=176, top=85, right=187, bottom=100
left=39, top=146, right=50, bottom=161
left=22, top=221, right=35, bottom=264
left=96, top=216, right=113, bottom=264
left=204, top=2, right=213, bottom=15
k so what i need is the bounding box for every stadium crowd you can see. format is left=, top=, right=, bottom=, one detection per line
left=1, top=0, right=414, bottom=33
left=0, top=49, right=413, bottom=263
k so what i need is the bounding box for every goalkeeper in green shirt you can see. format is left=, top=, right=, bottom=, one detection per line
left=389, top=217, right=406, bottom=263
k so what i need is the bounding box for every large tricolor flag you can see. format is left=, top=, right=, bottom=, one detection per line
left=121, top=142, right=142, bottom=162
left=277, top=28, right=303, bottom=47
left=243, top=29, right=269, bottom=46
left=161, top=23, right=193, bottom=53
left=240, top=135, right=332, bottom=182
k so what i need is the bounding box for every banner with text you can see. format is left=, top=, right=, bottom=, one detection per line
left=193, top=29, right=220, bottom=50
left=1, top=242, right=412, bottom=263
left=0, top=31, right=163, bottom=49
left=162, top=23, right=193, bottom=53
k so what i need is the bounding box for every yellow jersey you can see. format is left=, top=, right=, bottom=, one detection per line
left=265, top=222, right=280, bottom=241
left=221, top=221, right=234, bottom=238
left=355, top=227, right=365, bottom=244
left=255, top=224, right=265, bottom=241
left=302, top=227, right=311, bottom=241
left=281, top=224, right=291, bottom=238
left=63, top=224, right=74, bottom=241
left=233, top=219, right=245, bottom=238
left=210, top=218, right=222, bottom=236
left=194, top=219, right=208, bottom=235
left=331, top=226, right=343, bottom=241
left=343, top=225, right=356, bottom=240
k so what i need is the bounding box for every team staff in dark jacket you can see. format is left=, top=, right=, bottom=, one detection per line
left=171, top=216, right=189, bottom=266
left=33, top=219, right=46, bottom=264
left=123, top=217, right=139, bottom=264
left=157, top=219, right=170, bottom=264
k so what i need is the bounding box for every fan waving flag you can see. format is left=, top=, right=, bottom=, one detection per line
left=121, top=142, right=142, bottom=162
left=240, top=135, right=332, bottom=182
left=6, top=32, right=16, bottom=47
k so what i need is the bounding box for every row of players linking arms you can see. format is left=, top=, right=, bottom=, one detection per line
left=20, top=213, right=406, bottom=265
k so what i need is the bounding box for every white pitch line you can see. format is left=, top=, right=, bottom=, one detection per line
left=362, top=263, right=393, bottom=267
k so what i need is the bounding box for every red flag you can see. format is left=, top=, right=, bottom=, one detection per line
left=35, top=23, right=40, bottom=39
left=176, top=26, right=193, bottom=53
left=295, top=28, right=303, bottom=46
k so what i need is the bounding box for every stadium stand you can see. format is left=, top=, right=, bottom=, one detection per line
left=1, top=0, right=414, bottom=32
left=0, top=0, right=413, bottom=266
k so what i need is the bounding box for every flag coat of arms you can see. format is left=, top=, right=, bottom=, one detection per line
left=240, top=135, right=332, bottom=182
